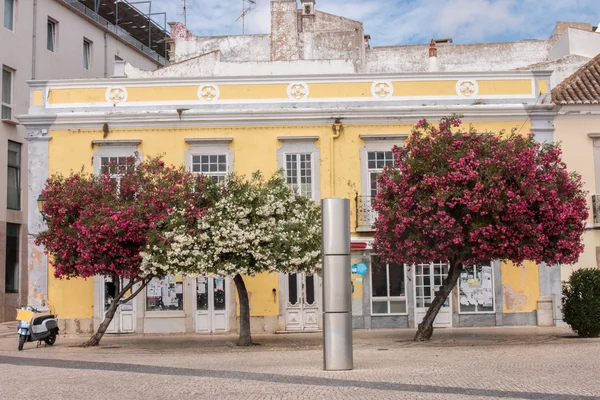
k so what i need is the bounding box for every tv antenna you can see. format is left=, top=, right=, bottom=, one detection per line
left=178, top=0, right=190, bottom=27
left=236, top=0, right=256, bottom=35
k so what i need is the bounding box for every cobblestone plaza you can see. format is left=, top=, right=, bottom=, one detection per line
left=1, top=327, right=599, bottom=399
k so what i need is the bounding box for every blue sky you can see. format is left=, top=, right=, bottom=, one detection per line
left=148, top=0, right=600, bottom=46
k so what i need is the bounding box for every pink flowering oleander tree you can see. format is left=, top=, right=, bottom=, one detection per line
left=35, top=156, right=217, bottom=347
left=373, top=116, right=588, bottom=341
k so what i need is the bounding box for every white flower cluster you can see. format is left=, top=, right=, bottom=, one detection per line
left=140, top=175, right=321, bottom=279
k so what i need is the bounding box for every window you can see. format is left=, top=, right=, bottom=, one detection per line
left=371, top=255, right=406, bottom=314
left=3, top=0, right=14, bottom=31
left=146, top=275, right=184, bottom=311
left=47, top=18, right=56, bottom=52
left=191, top=154, right=227, bottom=183
left=5, top=223, right=20, bottom=293
left=83, top=38, right=92, bottom=70
left=7, top=141, right=20, bottom=210
left=458, top=264, right=495, bottom=313
left=2, top=66, right=13, bottom=120
left=285, top=153, right=313, bottom=199
left=367, top=151, right=394, bottom=197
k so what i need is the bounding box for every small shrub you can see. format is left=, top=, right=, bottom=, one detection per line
left=562, top=268, right=600, bottom=338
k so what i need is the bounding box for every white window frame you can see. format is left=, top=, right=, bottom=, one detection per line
left=284, top=152, right=314, bottom=199
left=83, top=38, right=92, bottom=70
left=370, top=256, right=408, bottom=316
left=358, top=134, right=407, bottom=230
left=359, top=134, right=407, bottom=197
left=1, top=66, right=13, bottom=121
left=457, top=263, right=496, bottom=314
left=47, top=17, right=57, bottom=52
left=185, top=138, right=234, bottom=182
left=3, top=0, right=15, bottom=31
left=277, top=136, right=320, bottom=201
left=92, top=140, right=141, bottom=178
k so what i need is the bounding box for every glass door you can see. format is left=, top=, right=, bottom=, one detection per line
left=103, top=276, right=135, bottom=334
left=414, top=262, right=452, bottom=328
left=196, top=277, right=228, bottom=333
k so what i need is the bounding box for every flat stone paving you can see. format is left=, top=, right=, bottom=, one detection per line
left=1, top=326, right=599, bottom=400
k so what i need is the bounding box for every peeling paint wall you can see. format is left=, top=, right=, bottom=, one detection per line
left=501, top=261, right=540, bottom=313
left=174, top=34, right=271, bottom=64
left=367, top=40, right=556, bottom=73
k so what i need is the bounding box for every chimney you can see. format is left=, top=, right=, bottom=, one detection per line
left=300, top=0, right=315, bottom=16
left=270, top=0, right=299, bottom=61
left=428, top=39, right=438, bottom=72
left=300, top=0, right=316, bottom=31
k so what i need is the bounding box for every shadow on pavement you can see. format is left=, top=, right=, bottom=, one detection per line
left=0, top=355, right=595, bottom=400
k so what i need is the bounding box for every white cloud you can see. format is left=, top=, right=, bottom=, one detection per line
left=149, top=0, right=600, bottom=46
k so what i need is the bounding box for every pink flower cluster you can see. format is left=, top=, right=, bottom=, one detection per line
left=35, top=157, right=212, bottom=280
left=373, top=116, right=588, bottom=267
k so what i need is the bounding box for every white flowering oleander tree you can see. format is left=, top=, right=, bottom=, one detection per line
left=141, top=172, right=321, bottom=346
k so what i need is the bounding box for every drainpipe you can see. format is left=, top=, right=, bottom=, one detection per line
left=331, top=120, right=343, bottom=197
left=104, top=33, right=108, bottom=78
left=32, top=0, right=37, bottom=79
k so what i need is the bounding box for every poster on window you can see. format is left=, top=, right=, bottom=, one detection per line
left=459, top=265, right=494, bottom=313
left=146, top=276, right=184, bottom=311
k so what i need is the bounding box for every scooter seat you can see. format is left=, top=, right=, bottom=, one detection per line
left=32, top=315, right=55, bottom=325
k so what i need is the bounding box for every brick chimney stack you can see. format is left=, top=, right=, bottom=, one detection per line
left=428, top=39, right=439, bottom=72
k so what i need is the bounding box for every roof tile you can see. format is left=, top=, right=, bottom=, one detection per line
left=552, top=53, right=600, bottom=105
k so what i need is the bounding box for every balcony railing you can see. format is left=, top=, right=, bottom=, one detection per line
left=356, top=195, right=377, bottom=231
left=593, top=195, right=600, bottom=225
left=62, top=0, right=169, bottom=66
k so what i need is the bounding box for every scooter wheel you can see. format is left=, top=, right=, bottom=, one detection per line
left=18, top=334, right=26, bottom=351
left=44, top=332, right=56, bottom=346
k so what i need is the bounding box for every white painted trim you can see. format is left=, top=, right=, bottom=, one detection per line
left=185, top=137, right=233, bottom=145
left=18, top=103, right=535, bottom=130
left=371, top=81, right=394, bottom=98
left=360, top=134, right=409, bottom=141
left=277, top=139, right=321, bottom=202
left=456, top=79, right=479, bottom=98
left=92, top=139, right=142, bottom=147
left=185, top=140, right=234, bottom=175
left=26, top=71, right=550, bottom=88
left=42, top=92, right=537, bottom=109
left=197, top=84, right=220, bottom=102
left=105, top=87, right=128, bottom=104
left=278, top=136, right=319, bottom=142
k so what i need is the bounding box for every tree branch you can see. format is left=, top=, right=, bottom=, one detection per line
left=119, top=277, right=152, bottom=304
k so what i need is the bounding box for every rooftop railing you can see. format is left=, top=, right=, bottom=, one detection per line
left=62, top=0, right=169, bottom=66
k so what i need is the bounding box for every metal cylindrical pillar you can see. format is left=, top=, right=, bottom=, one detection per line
left=322, top=198, right=353, bottom=371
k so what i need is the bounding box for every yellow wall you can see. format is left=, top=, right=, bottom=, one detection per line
left=501, top=261, right=539, bottom=313
left=554, top=116, right=600, bottom=277
left=47, top=268, right=94, bottom=319
left=48, top=118, right=533, bottom=318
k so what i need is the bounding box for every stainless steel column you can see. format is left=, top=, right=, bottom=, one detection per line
left=322, top=198, right=353, bottom=371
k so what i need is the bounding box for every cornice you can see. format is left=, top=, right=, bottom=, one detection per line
left=278, top=136, right=320, bottom=142
left=18, top=104, right=533, bottom=130
left=25, top=70, right=552, bottom=89
left=185, top=137, right=233, bottom=145
left=92, top=139, right=142, bottom=147
left=360, top=134, right=409, bottom=141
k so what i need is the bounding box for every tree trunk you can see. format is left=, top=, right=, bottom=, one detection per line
left=234, top=274, right=253, bottom=346
left=83, top=278, right=150, bottom=347
left=414, top=260, right=463, bottom=341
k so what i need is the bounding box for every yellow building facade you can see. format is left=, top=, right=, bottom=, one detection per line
left=17, top=69, right=564, bottom=335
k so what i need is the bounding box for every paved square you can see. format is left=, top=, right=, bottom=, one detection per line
left=1, top=327, right=599, bottom=399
